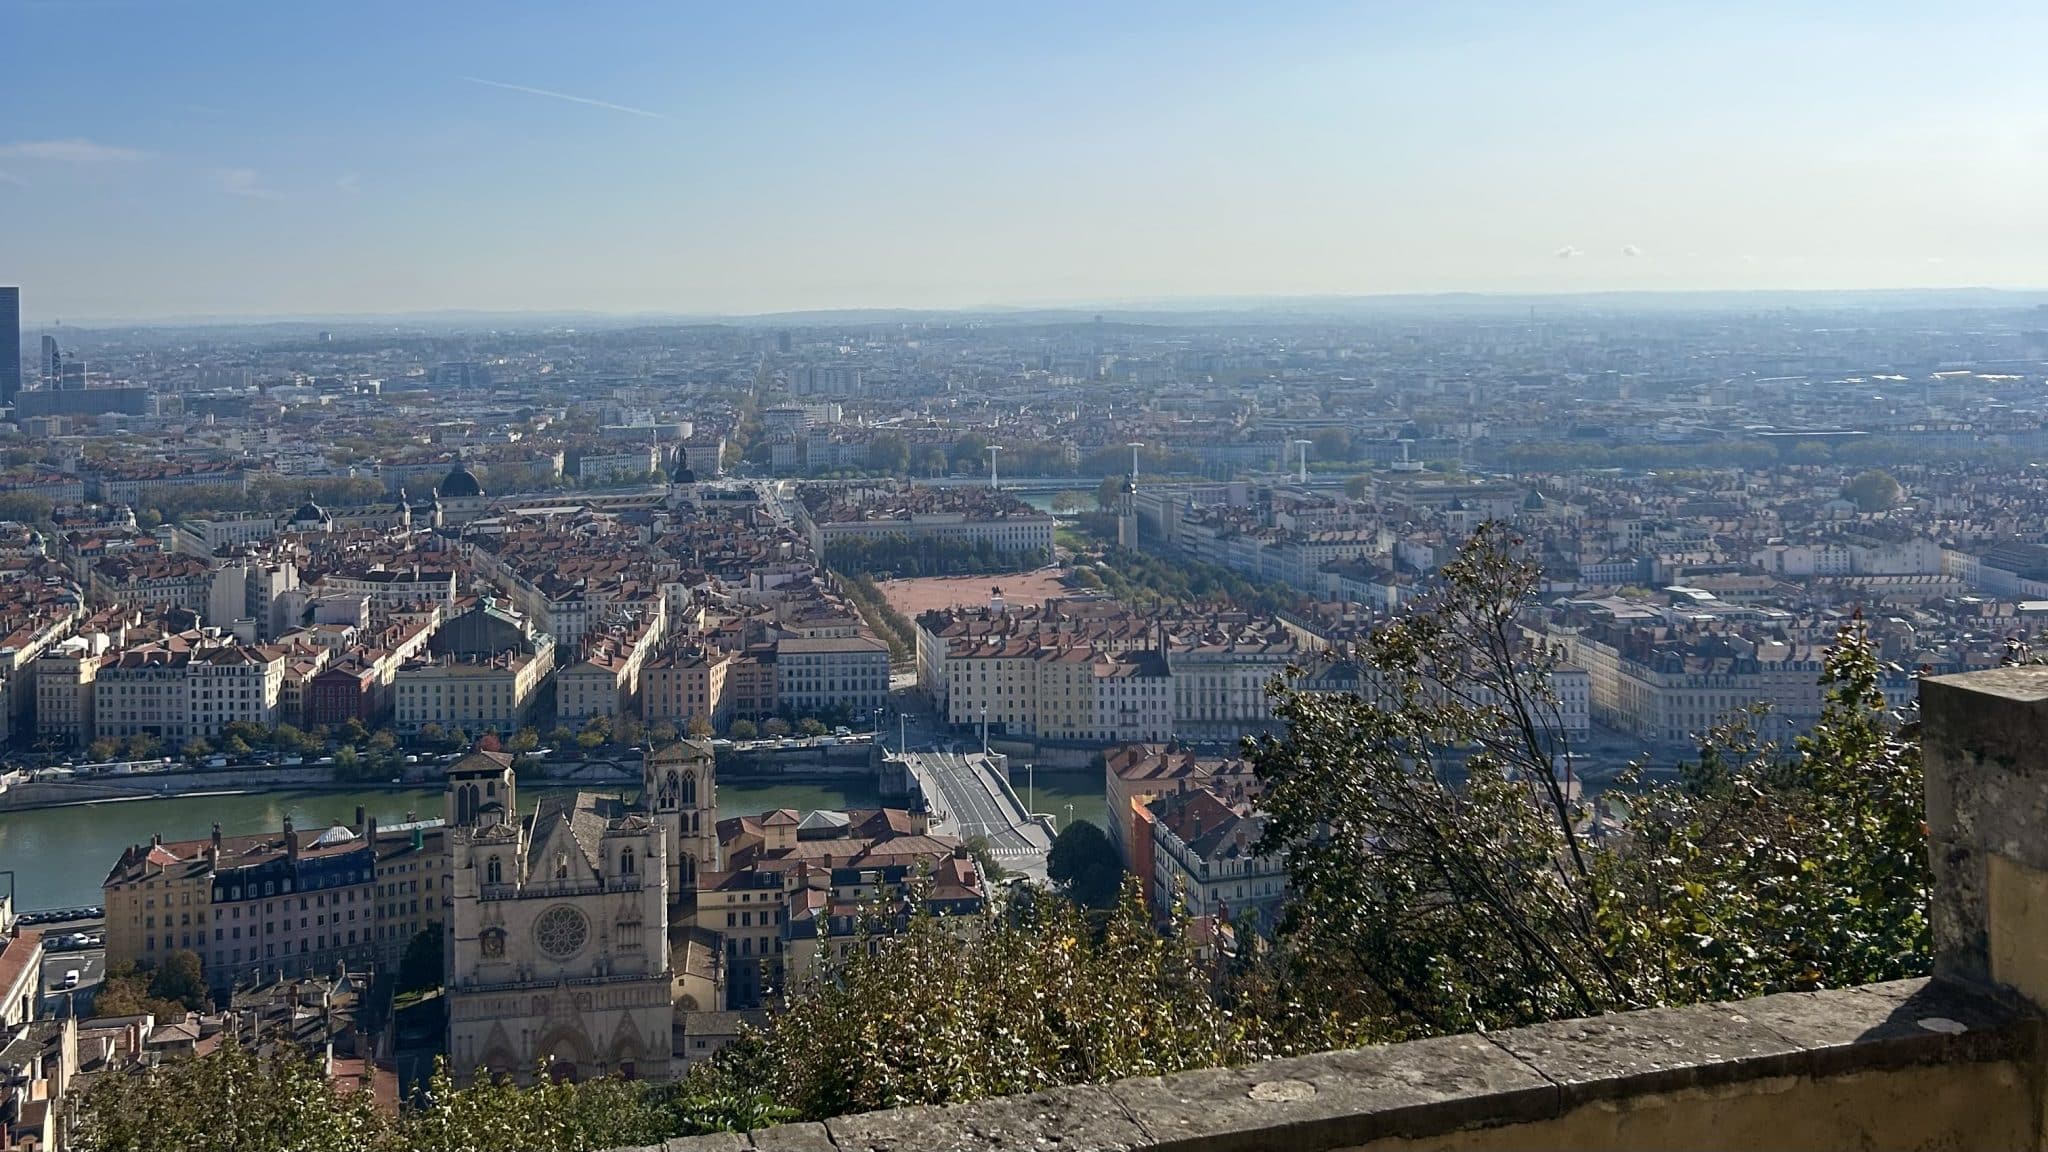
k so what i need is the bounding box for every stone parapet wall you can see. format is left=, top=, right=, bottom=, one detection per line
left=652, top=979, right=2031, bottom=1152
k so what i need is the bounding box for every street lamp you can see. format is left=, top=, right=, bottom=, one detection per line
left=986, top=445, right=1003, bottom=490
left=1026, top=761, right=1035, bottom=813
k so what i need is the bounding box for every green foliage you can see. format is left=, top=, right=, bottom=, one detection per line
left=180, top=737, right=213, bottom=761
left=399, top=923, right=445, bottom=993
left=1249, top=524, right=1929, bottom=1044
left=1045, top=820, right=1123, bottom=910
left=834, top=569, right=915, bottom=663
left=1092, top=546, right=1301, bottom=617
left=728, top=718, right=759, bottom=741
left=798, top=718, right=828, bottom=737
left=148, top=950, right=212, bottom=1012
left=825, top=533, right=1042, bottom=578
left=69, top=1043, right=382, bottom=1152
left=720, top=888, right=1255, bottom=1120
left=88, top=736, right=120, bottom=762
left=69, top=1045, right=783, bottom=1152
left=1605, top=620, right=1929, bottom=1003
left=1842, top=468, right=1903, bottom=512
left=867, top=432, right=910, bottom=474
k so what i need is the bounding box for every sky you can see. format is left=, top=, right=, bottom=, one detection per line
left=3, top=0, right=2048, bottom=320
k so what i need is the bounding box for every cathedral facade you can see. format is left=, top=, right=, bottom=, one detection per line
left=442, top=740, right=719, bottom=1083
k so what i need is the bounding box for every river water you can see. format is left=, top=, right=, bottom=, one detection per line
left=0, top=770, right=1107, bottom=912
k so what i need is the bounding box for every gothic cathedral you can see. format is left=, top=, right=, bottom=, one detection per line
left=441, top=739, right=719, bottom=1083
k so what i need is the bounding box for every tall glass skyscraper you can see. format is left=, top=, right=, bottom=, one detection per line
left=0, top=287, right=20, bottom=406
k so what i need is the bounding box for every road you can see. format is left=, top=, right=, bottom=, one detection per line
left=903, top=747, right=1051, bottom=877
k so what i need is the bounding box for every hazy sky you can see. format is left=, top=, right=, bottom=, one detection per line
left=4, top=0, right=2047, bottom=320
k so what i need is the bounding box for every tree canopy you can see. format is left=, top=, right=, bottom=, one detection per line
left=1045, top=819, right=1123, bottom=910
left=1842, top=468, right=1904, bottom=512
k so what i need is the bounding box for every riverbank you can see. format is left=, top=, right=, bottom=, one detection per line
left=0, top=745, right=884, bottom=814
left=0, top=778, right=890, bottom=912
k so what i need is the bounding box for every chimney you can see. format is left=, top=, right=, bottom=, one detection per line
left=210, top=823, right=223, bottom=863
left=284, top=815, right=299, bottom=859
left=354, top=805, right=366, bottom=830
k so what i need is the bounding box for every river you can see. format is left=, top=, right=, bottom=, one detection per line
left=0, top=770, right=1108, bottom=912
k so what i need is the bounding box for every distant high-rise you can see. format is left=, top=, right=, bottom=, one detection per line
left=40, top=334, right=59, bottom=388
left=0, top=288, right=19, bottom=406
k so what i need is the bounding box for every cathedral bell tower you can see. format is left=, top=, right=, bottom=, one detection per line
left=642, top=739, right=719, bottom=893
left=446, top=749, right=518, bottom=831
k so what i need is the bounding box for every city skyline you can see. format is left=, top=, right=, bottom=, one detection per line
left=6, top=1, right=2048, bottom=320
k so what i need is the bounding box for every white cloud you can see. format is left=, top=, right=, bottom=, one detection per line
left=1621, top=244, right=1643, bottom=257
left=336, top=172, right=361, bottom=195
left=218, top=168, right=281, bottom=199
left=460, top=76, right=671, bottom=120
left=1553, top=245, right=1583, bottom=259
left=0, top=170, right=27, bottom=188
left=0, top=138, right=149, bottom=163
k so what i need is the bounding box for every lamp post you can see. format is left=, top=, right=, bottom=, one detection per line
left=986, top=445, right=1002, bottom=490
left=1026, top=761, right=1035, bottom=813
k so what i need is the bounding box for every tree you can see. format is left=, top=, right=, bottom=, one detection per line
left=1095, top=475, right=1125, bottom=510
left=399, top=923, right=445, bottom=993
left=686, top=716, right=714, bottom=739
left=338, top=718, right=371, bottom=747
left=724, top=889, right=1250, bottom=1122
left=1345, top=474, right=1371, bottom=500
left=868, top=432, right=909, bottom=474
left=476, top=730, right=502, bottom=753
left=763, top=718, right=791, bottom=738
left=89, top=737, right=120, bottom=762
left=180, top=738, right=213, bottom=762
left=122, top=734, right=162, bottom=761
left=1842, top=469, right=1903, bottom=512
left=1045, top=819, right=1124, bottom=910
left=798, top=717, right=828, bottom=737
left=510, top=727, right=540, bottom=755
left=729, top=719, right=759, bottom=741
left=66, top=1042, right=782, bottom=1152
left=1311, top=427, right=1352, bottom=464
left=148, top=950, right=211, bottom=1013
left=368, top=728, right=398, bottom=754
left=1248, top=523, right=1928, bottom=1044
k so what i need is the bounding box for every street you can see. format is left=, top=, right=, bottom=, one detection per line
left=900, top=746, right=1052, bottom=878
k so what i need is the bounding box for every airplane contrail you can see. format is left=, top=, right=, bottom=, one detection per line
left=460, top=76, right=671, bottom=121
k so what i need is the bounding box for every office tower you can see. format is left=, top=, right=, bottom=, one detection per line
left=0, top=288, right=19, bottom=406
left=41, top=334, right=59, bottom=387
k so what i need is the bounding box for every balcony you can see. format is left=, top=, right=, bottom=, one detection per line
left=478, top=877, right=641, bottom=901
left=653, top=665, right=2048, bottom=1151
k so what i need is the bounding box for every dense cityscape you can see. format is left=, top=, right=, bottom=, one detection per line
left=12, top=1, right=2048, bottom=1145
left=0, top=284, right=2046, bottom=1145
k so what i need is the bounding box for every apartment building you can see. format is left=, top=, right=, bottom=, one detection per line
left=641, top=647, right=733, bottom=734
left=774, top=634, right=889, bottom=719
left=92, top=638, right=283, bottom=744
